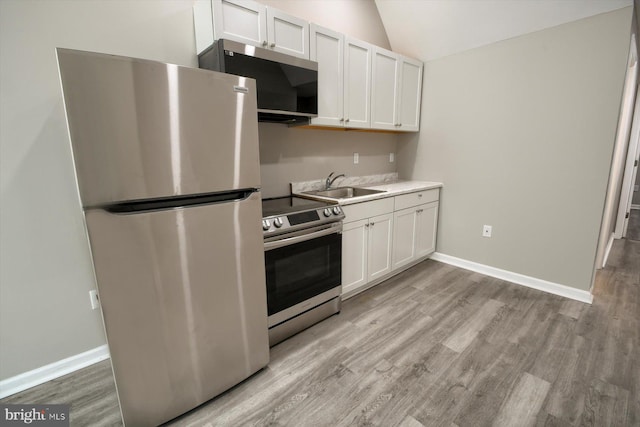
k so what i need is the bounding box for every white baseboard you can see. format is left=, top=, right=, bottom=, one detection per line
left=0, top=345, right=110, bottom=399
left=431, top=252, right=593, bottom=304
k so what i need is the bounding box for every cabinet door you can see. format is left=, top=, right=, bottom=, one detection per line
left=194, top=0, right=215, bottom=54
left=344, top=37, right=372, bottom=129
left=415, top=202, right=438, bottom=258
left=266, top=7, right=309, bottom=59
left=310, top=24, right=344, bottom=126
left=371, top=47, right=400, bottom=131
left=212, top=0, right=267, bottom=47
left=367, top=213, right=393, bottom=282
left=398, top=56, right=423, bottom=132
left=342, top=219, right=369, bottom=295
left=392, top=207, right=417, bottom=270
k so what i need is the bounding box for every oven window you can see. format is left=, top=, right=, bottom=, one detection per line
left=265, top=233, right=341, bottom=316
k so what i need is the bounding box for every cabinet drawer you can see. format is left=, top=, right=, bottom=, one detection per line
left=394, top=189, right=439, bottom=211
left=342, top=197, right=394, bottom=223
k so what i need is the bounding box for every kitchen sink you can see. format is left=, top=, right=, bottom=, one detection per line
left=303, top=187, right=386, bottom=199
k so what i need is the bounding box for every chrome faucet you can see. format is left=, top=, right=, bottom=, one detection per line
left=325, top=172, right=346, bottom=190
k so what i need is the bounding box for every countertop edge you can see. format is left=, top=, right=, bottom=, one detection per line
left=293, top=181, right=443, bottom=206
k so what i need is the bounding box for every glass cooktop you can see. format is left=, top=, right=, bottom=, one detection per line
left=261, top=196, right=337, bottom=218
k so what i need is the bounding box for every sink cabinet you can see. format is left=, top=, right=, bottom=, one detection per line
left=341, top=199, right=394, bottom=295
left=341, top=188, right=439, bottom=298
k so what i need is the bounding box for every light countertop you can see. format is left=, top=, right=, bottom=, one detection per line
left=291, top=174, right=442, bottom=206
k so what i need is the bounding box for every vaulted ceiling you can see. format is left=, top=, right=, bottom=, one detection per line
left=375, top=0, right=633, bottom=61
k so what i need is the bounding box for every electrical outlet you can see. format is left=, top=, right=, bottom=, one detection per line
left=89, top=290, right=100, bottom=310
left=482, top=225, right=492, bottom=238
left=389, top=152, right=395, bottom=163
left=353, top=152, right=359, bottom=164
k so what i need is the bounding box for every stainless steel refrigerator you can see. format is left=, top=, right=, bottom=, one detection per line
left=57, top=48, right=269, bottom=426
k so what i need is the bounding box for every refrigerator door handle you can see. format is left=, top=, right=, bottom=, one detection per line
left=101, top=189, right=258, bottom=214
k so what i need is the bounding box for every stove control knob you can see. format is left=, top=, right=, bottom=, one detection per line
left=262, top=219, right=271, bottom=231
left=274, top=217, right=284, bottom=228
left=332, top=206, right=342, bottom=215
left=323, top=208, right=332, bottom=217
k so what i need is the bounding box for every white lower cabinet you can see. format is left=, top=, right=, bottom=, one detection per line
left=341, top=188, right=440, bottom=298
left=342, top=218, right=368, bottom=293
left=341, top=198, right=394, bottom=295
left=366, top=213, right=394, bottom=281
left=342, top=213, right=393, bottom=295
left=392, top=201, right=438, bottom=270
left=415, top=202, right=438, bottom=258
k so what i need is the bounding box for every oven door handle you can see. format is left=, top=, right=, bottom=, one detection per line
left=264, top=224, right=342, bottom=251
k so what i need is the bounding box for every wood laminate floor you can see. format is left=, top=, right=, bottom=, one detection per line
left=3, top=238, right=639, bottom=426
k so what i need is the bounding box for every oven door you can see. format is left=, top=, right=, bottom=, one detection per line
left=264, top=223, right=342, bottom=327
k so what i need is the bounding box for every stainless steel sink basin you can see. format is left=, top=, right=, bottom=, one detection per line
left=304, top=187, right=386, bottom=199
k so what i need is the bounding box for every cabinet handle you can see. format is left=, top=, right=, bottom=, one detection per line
left=365, top=223, right=369, bottom=228
left=339, top=118, right=344, bottom=122
left=398, top=123, right=402, bottom=127
left=345, top=118, right=350, bottom=123
left=270, top=43, right=276, bottom=48
left=262, top=41, right=268, bottom=46
left=417, top=209, right=423, bottom=213
left=370, top=222, right=375, bottom=227
left=418, top=194, right=422, bottom=198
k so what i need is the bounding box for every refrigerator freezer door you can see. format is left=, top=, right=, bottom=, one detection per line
left=57, top=48, right=261, bottom=207
left=85, top=192, right=268, bottom=426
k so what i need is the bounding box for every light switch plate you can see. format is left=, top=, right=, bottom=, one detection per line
left=389, top=152, right=395, bottom=163
left=353, top=152, right=359, bottom=164
left=89, top=290, right=100, bottom=310
left=482, top=225, right=492, bottom=237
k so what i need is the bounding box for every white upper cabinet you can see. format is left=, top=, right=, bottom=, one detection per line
left=310, top=24, right=344, bottom=127
left=210, top=0, right=309, bottom=59
left=371, top=47, right=400, bottom=131
left=193, top=0, right=422, bottom=130
left=311, top=28, right=373, bottom=129
left=398, top=56, right=423, bottom=132
left=344, top=37, right=372, bottom=129
left=371, top=47, right=423, bottom=132
left=266, top=8, right=309, bottom=58
left=212, top=0, right=267, bottom=47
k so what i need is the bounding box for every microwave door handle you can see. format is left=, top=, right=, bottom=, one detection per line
left=264, top=225, right=341, bottom=251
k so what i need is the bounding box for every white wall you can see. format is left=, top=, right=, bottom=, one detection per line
left=396, top=7, right=632, bottom=292
left=0, top=0, right=198, bottom=381
left=259, top=125, right=397, bottom=198
left=375, top=0, right=632, bottom=61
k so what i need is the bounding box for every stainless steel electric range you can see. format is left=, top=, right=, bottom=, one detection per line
left=262, top=196, right=345, bottom=346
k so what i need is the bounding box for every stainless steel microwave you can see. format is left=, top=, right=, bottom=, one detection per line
left=198, top=39, right=318, bottom=125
